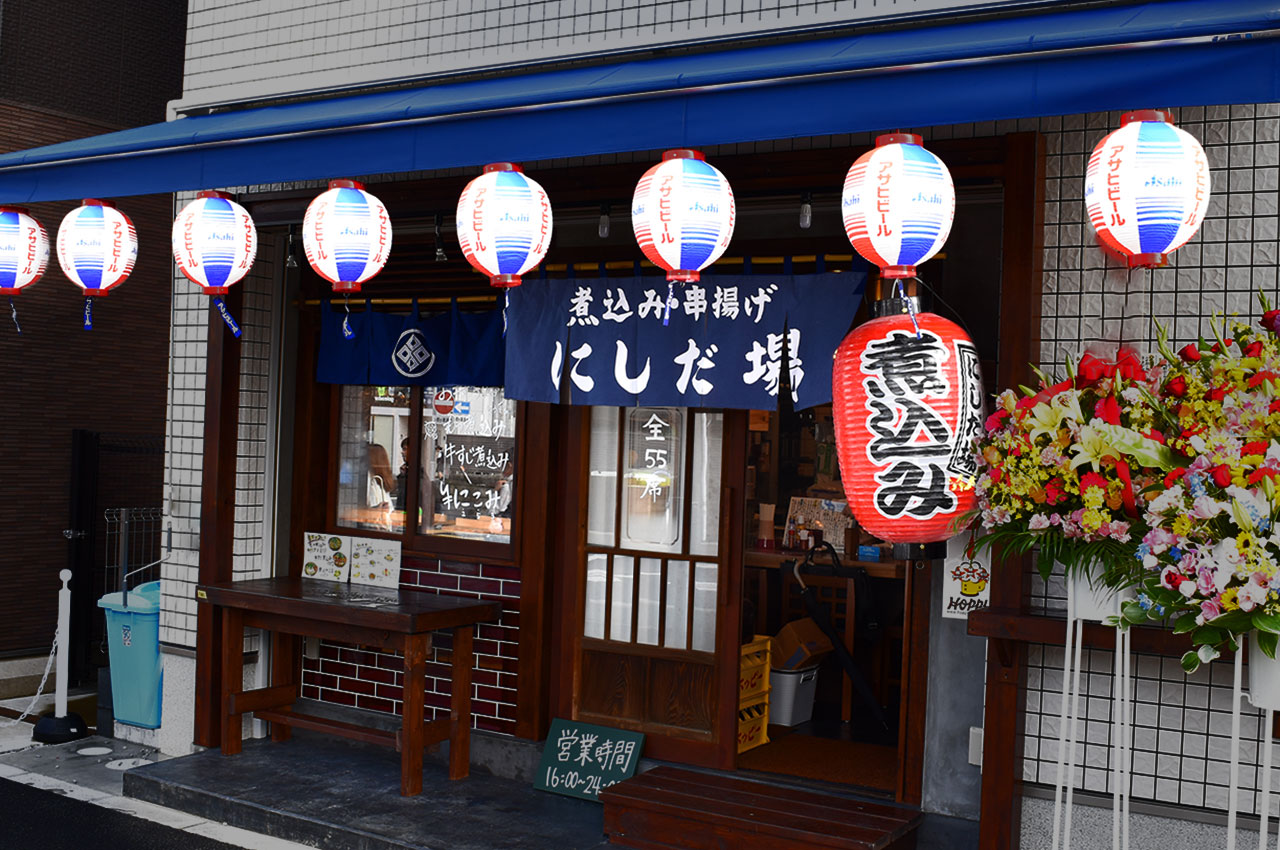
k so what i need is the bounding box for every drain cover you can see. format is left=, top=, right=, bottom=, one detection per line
left=105, top=758, right=153, bottom=771
left=76, top=747, right=113, bottom=757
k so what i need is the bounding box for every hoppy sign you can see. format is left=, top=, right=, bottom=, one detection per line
left=832, top=311, right=984, bottom=543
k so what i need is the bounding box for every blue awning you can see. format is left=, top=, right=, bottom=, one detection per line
left=0, top=0, right=1276, bottom=202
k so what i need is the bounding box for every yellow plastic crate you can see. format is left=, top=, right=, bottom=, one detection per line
left=737, top=690, right=770, bottom=753
left=739, top=634, right=771, bottom=705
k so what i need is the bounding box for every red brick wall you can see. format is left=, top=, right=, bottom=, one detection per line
left=0, top=103, right=174, bottom=654
left=302, top=555, right=522, bottom=734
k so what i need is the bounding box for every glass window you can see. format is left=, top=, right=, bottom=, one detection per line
left=336, top=386, right=412, bottom=534
left=583, top=407, right=724, bottom=653
left=418, top=386, right=517, bottom=543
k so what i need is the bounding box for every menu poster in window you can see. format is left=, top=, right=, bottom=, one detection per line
left=349, top=537, right=402, bottom=588
left=302, top=532, right=350, bottom=583
left=434, top=432, right=515, bottom=522
left=534, top=718, right=645, bottom=802
left=783, top=497, right=853, bottom=555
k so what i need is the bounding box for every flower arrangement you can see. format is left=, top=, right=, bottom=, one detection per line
left=971, top=347, right=1175, bottom=582
left=1126, top=302, right=1280, bottom=672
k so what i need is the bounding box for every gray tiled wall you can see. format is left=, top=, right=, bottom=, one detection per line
left=177, top=0, right=1011, bottom=110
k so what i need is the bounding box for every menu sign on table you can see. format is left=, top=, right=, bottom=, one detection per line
left=302, top=533, right=351, bottom=583
left=349, top=537, right=402, bottom=588
left=302, top=532, right=401, bottom=587
left=534, top=718, right=645, bottom=802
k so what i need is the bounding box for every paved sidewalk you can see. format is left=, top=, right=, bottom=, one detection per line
left=0, top=723, right=315, bottom=850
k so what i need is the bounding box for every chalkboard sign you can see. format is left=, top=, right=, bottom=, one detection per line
left=534, top=718, right=645, bottom=802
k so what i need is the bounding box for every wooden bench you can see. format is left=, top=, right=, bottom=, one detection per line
left=601, top=766, right=921, bottom=850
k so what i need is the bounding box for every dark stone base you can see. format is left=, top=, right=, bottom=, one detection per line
left=124, top=730, right=610, bottom=850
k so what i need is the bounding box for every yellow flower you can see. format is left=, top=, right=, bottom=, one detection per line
left=1172, top=515, right=1192, bottom=537
left=1222, top=587, right=1241, bottom=611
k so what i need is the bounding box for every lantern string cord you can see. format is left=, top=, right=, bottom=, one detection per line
left=663, top=281, right=675, bottom=327
left=503, top=290, right=509, bottom=338
left=8, top=297, right=19, bottom=335
left=341, top=293, right=354, bottom=340
left=895, top=279, right=921, bottom=339
left=83, top=296, right=93, bottom=331
left=912, top=278, right=976, bottom=339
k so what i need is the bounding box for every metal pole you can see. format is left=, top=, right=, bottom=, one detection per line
left=118, top=512, right=130, bottom=606
left=55, top=570, right=71, bottom=719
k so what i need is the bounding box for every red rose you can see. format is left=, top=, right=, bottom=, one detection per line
left=1179, top=344, right=1202, bottom=362
left=1211, top=465, right=1233, bottom=488
left=984, top=409, right=1009, bottom=433
left=1163, top=467, right=1187, bottom=488
left=1271, top=399, right=1280, bottom=414
left=1263, top=310, right=1280, bottom=333
left=1243, top=441, right=1270, bottom=457
left=1206, top=383, right=1233, bottom=402
left=1094, top=396, right=1122, bottom=425
left=1165, top=376, right=1188, bottom=397
left=1250, top=371, right=1279, bottom=389
left=1245, top=340, right=1265, bottom=358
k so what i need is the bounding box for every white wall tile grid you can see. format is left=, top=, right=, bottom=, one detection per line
left=1021, top=102, right=1280, bottom=819
left=177, top=0, right=1011, bottom=110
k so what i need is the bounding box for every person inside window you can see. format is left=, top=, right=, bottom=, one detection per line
left=368, top=443, right=396, bottom=530
left=395, top=437, right=410, bottom=511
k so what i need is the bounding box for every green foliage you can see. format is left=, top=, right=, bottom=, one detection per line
left=1258, top=630, right=1279, bottom=660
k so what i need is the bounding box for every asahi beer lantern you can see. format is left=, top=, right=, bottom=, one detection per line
left=0, top=207, right=49, bottom=295
left=632, top=149, right=735, bottom=283
left=455, top=162, right=552, bottom=288
left=1084, top=110, right=1210, bottom=268
left=303, top=179, right=392, bottom=293
left=832, top=311, right=983, bottom=543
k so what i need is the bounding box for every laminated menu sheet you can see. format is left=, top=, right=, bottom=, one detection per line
left=302, top=532, right=401, bottom=588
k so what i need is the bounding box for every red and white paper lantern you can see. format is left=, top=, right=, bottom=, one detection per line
left=841, top=134, right=955, bottom=280
left=455, top=162, right=552, bottom=288
left=0, top=207, right=49, bottom=295
left=302, top=179, right=391, bottom=293
left=1084, top=109, right=1210, bottom=269
left=832, top=311, right=983, bottom=543
left=173, top=191, right=257, bottom=337
left=631, top=149, right=735, bottom=283
left=56, top=199, right=138, bottom=330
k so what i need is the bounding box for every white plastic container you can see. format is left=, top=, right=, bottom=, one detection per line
left=769, top=665, right=820, bottom=726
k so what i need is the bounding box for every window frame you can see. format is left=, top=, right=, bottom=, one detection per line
left=324, top=383, right=525, bottom=565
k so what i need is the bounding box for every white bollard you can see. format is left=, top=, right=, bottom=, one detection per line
left=32, top=569, right=88, bottom=743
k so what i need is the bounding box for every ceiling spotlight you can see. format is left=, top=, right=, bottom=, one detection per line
left=799, top=192, right=813, bottom=230
left=598, top=203, right=611, bottom=239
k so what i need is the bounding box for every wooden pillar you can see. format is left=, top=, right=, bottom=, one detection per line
left=193, top=285, right=244, bottom=749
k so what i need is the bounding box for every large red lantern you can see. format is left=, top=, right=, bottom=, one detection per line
left=832, top=308, right=984, bottom=543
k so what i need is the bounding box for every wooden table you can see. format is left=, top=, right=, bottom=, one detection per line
left=198, top=577, right=501, bottom=796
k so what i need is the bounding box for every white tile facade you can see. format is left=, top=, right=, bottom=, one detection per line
left=1021, top=103, right=1280, bottom=826
left=176, top=0, right=1011, bottom=110
left=159, top=206, right=280, bottom=648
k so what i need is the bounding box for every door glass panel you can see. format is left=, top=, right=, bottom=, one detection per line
left=664, top=560, right=690, bottom=650
left=621, top=407, right=684, bottom=554
left=636, top=558, right=662, bottom=646
left=691, top=561, right=719, bottom=652
left=610, top=555, right=635, bottom=642
left=587, top=408, right=619, bottom=547
left=689, top=413, right=724, bottom=557
left=583, top=553, right=608, bottom=639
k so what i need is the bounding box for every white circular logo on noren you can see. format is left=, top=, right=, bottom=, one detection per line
left=393, top=329, right=435, bottom=378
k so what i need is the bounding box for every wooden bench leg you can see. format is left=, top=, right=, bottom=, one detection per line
left=220, top=607, right=244, bottom=756
left=401, top=634, right=428, bottom=796
left=449, top=625, right=474, bottom=780
left=269, top=631, right=299, bottom=743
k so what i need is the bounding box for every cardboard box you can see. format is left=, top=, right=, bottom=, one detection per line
left=771, top=618, right=834, bottom=670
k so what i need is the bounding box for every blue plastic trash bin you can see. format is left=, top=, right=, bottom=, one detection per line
left=98, top=581, right=163, bottom=729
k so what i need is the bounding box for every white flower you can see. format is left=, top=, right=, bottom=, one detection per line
left=1198, top=645, right=1221, bottom=664
left=1028, top=514, right=1051, bottom=531
left=1214, top=538, right=1244, bottom=566
left=1239, top=576, right=1270, bottom=612
left=1178, top=579, right=1198, bottom=599
left=1148, top=485, right=1185, bottom=514
left=1190, top=497, right=1226, bottom=519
